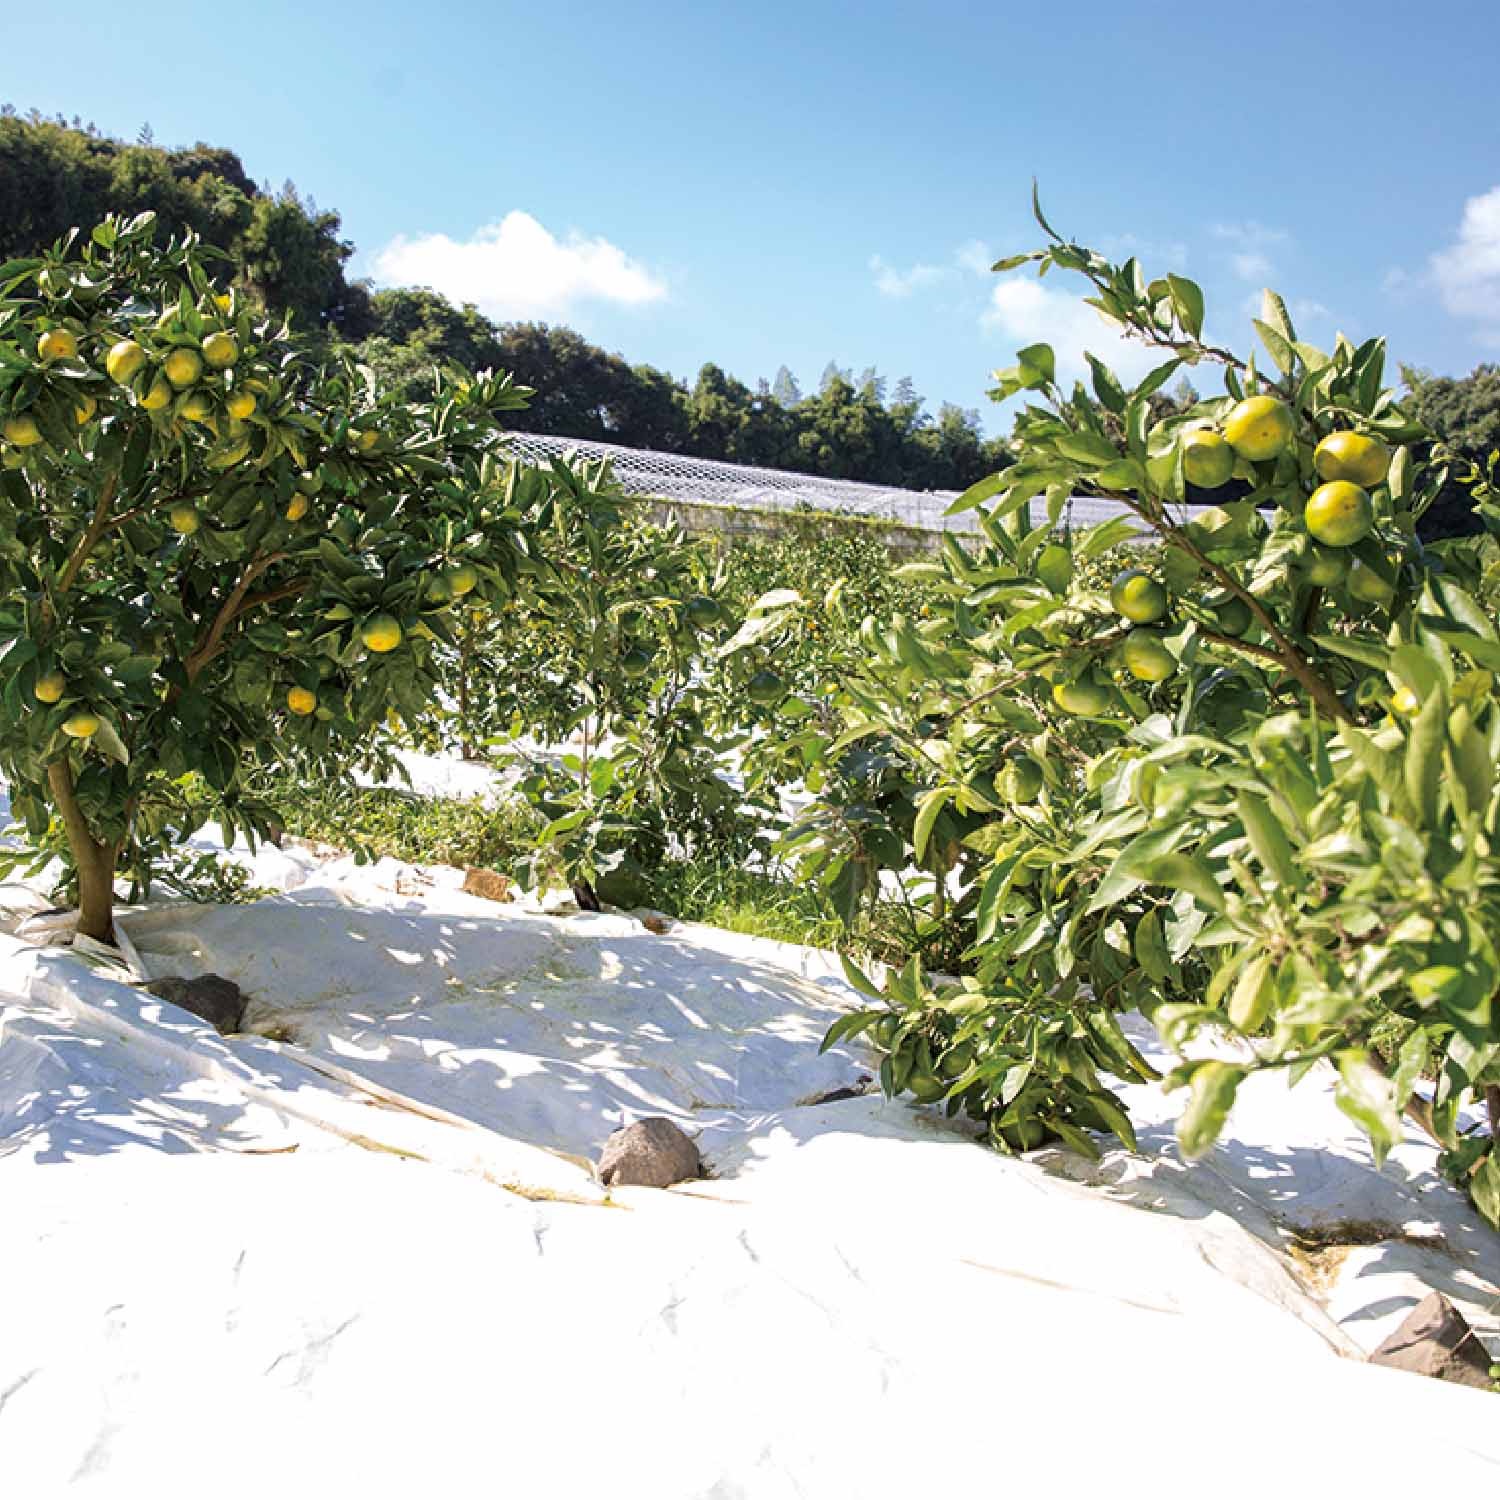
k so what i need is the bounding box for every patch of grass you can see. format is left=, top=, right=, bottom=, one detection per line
left=648, top=858, right=847, bottom=950
left=281, top=784, right=543, bottom=873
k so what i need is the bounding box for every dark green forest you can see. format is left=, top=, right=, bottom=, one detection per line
left=6, top=108, right=1496, bottom=509
left=0, top=109, right=1008, bottom=489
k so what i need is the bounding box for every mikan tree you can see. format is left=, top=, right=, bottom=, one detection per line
left=738, top=195, right=1500, bottom=1226
left=0, top=213, right=532, bottom=941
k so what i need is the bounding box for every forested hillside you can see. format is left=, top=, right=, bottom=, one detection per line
left=0, top=109, right=1008, bottom=488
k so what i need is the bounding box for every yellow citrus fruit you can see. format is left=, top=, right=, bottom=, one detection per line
left=361, top=614, right=403, bottom=653
left=286, top=686, right=317, bottom=716
left=1304, top=481, right=1374, bottom=547
left=179, top=392, right=214, bottom=423
left=1301, top=545, right=1348, bottom=587
left=1346, top=558, right=1394, bottom=605
left=355, top=429, right=379, bottom=452
left=1223, top=396, right=1294, bottom=462
left=34, top=670, right=66, bottom=704
left=106, top=339, right=147, bottom=384
left=1110, top=568, right=1168, bottom=624
left=213, top=292, right=233, bottom=313
left=1052, top=678, right=1111, bottom=715
left=445, top=563, right=479, bottom=597
left=225, top=389, right=256, bottom=420
left=163, top=348, right=203, bottom=388
left=201, top=331, right=239, bottom=369
left=1036, top=543, right=1074, bottom=594
left=62, top=712, right=100, bottom=739
left=140, top=376, right=173, bottom=411
left=1390, top=684, right=1419, bottom=715
left=1122, top=629, right=1176, bottom=682
left=1182, top=429, right=1235, bottom=489
left=1314, top=431, right=1390, bottom=489
left=73, top=394, right=97, bottom=425
left=285, top=493, right=310, bottom=522
left=169, top=504, right=200, bottom=535
left=37, top=328, right=78, bottom=363
left=2, top=414, right=43, bottom=447
left=1, top=448, right=24, bottom=469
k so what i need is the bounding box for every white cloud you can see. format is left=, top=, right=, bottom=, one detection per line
left=1100, top=232, right=1188, bottom=271
left=1212, top=221, right=1290, bottom=282
left=981, top=276, right=1163, bottom=389
left=955, top=239, right=995, bottom=274
left=370, top=211, right=667, bottom=320
left=1230, top=250, right=1273, bottom=282
left=1430, top=185, right=1500, bottom=338
left=870, top=255, right=947, bottom=297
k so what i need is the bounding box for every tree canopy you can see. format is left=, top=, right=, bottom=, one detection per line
left=2, top=109, right=1008, bottom=491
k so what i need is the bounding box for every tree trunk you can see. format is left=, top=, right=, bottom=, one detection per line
left=47, top=760, right=118, bottom=944
left=572, top=879, right=601, bottom=912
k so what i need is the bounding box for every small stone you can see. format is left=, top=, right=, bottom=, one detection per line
left=463, top=867, right=514, bottom=903
left=144, top=974, right=246, bottom=1034
left=596, top=1117, right=702, bottom=1189
left=641, top=914, right=673, bottom=935
left=1368, top=1292, right=1494, bottom=1389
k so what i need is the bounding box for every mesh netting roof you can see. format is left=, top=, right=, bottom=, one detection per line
left=502, top=430, right=1153, bottom=536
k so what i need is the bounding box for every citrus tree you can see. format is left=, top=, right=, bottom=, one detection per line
left=443, top=456, right=752, bottom=910
left=0, top=213, right=532, bottom=941
left=736, top=196, right=1500, bottom=1226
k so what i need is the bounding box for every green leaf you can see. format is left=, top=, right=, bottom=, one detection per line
left=1133, top=358, right=1183, bottom=401
left=1334, top=1054, right=1403, bottom=1166
left=913, top=786, right=952, bottom=863
left=1260, top=288, right=1296, bottom=343
left=1177, top=1061, right=1243, bottom=1158
left=1132, top=852, right=1227, bottom=914
left=946, top=471, right=1007, bottom=517
left=1471, top=1152, right=1500, bottom=1230
left=1085, top=354, right=1127, bottom=414
left=1404, top=690, right=1445, bottom=831
left=1252, top=319, right=1295, bottom=376
left=1165, top=275, right=1204, bottom=340
left=1016, top=343, right=1055, bottom=386
left=1235, top=790, right=1301, bottom=889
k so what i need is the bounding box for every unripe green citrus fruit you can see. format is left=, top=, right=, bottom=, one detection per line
left=1208, top=594, right=1252, bottom=636
left=2, top=415, right=42, bottom=447
left=445, top=563, right=479, bottom=597
left=201, top=331, right=239, bottom=369
left=140, top=376, right=173, bottom=411
left=1036, top=543, right=1074, bottom=594
left=38, top=328, right=78, bottom=363
left=747, top=669, right=785, bottom=705
left=179, top=392, right=214, bottom=423
left=996, top=755, right=1044, bottom=803
left=1110, top=568, right=1168, bottom=624
left=1346, top=558, right=1394, bottom=605
left=1223, top=395, right=1294, bottom=461
left=685, top=595, right=720, bottom=628
left=164, top=348, right=203, bottom=388
left=169, top=504, right=200, bottom=535
left=1314, top=431, right=1390, bottom=488
left=1305, top=481, right=1374, bottom=547
left=620, top=647, right=653, bottom=679
left=361, top=614, right=404, bottom=653
left=1122, top=629, right=1176, bottom=682
left=107, top=339, right=147, bottom=384
left=1182, top=429, right=1235, bottom=488
left=1302, top=545, right=1348, bottom=586
left=1052, top=678, right=1110, bottom=715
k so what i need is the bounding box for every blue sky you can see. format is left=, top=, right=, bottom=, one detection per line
left=7, top=0, right=1500, bottom=433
